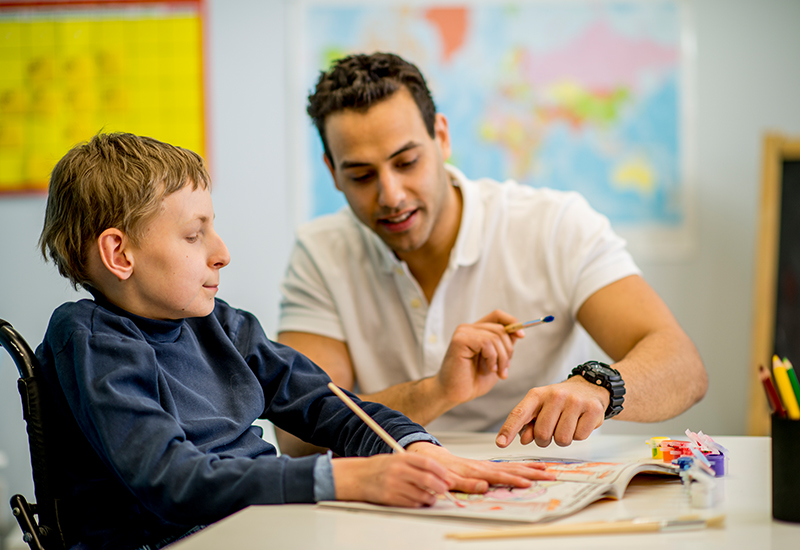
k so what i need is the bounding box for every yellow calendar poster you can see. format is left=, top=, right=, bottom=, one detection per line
left=0, top=1, right=206, bottom=194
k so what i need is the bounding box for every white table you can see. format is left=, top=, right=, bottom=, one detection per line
left=170, top=434, right=800, bottom=550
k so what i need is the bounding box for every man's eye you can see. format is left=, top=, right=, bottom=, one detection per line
left=350, top=173, right=373, bottom=182
left=186, top=235, right=199, bottom=243
left=397, top=158, right=418, bottom=169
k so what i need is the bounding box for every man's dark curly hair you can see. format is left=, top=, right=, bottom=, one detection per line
left=307, top=52, right=437, bottom=164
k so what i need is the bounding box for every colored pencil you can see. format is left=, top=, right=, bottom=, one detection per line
left=773, top=355, right=800, bottom=420
left=782, top=357, right=800, bottom=402
left=759, top=365, right=786, bottom=417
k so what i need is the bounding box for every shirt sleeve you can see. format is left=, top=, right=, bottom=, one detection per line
left=397, top=433, right=441, bottom=449
left=313, top=451, right=335, bottom=501
left=278, top=233, right=346, bottom=340
left=546, top=192, right=641, bottom=317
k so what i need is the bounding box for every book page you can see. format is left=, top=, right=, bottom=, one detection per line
left=318, top=459, right=678, bottom=523
left=320, top=480, right=612, bottom=523
left=536, top=460, right=678, bottom=498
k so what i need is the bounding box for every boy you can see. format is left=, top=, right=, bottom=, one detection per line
left=35, top=133, right=549, bottom=550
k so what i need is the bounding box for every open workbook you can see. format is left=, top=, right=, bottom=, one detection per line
left=319, top=457, right=680, bottom=523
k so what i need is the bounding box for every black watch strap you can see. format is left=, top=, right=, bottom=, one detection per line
left=568, top=360, right=625, bottom=419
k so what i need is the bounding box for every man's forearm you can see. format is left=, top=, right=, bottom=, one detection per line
left=275, top=427, right=330, bottom=457
left=613, top=327, right=707, bottom=422
left=575, top=275, right=707, bottom=423
left=359, top=376, right=458, bottom=426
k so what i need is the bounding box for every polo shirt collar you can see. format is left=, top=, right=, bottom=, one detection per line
left=362, top=163, right=484, bottom=273
left=447, top=164, right=483, bottom=268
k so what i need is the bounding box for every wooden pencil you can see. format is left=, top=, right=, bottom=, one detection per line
left=327, top=382, right=404, bottom=452
left=327, top=382, right=464, bottom=507
left=445, top=514, right=726, bottom=540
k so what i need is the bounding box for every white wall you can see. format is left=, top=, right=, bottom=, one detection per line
left=1, top=0, right=799, bottom=523
left=609, top=0, right=800, bottom=436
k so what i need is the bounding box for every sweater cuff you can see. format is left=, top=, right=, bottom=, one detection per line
left=313, top=451, right=335, bottom=502
left=282, top=454, right=319, bottom=503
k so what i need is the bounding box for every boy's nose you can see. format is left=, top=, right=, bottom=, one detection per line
left=212, top=233, right=230, bottom=268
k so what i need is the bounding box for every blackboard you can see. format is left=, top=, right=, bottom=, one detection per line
left=748, top=134, right=800, bottom=435
left=775, top=160, right=800, bottom=363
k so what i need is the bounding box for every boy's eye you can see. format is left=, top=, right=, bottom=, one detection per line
left=186, top=235, right=199, bottom=243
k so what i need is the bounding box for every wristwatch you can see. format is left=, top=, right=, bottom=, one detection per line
left=568, top=361, right=625, bottom=419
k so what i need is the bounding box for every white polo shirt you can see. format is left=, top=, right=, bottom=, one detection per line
left=278, top=165, right=640, bottom=432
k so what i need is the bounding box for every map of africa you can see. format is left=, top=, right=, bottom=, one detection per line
left=302, top=1, right=687, bottom=237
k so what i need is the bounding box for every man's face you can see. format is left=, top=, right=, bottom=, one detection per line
left=127, top=184, right=230, bottom=320
left=323, top=87, right=455, bottom=257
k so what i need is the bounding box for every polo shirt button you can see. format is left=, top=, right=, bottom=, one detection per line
left=410, top=298, right=421, bottom=309
left=395, top=267, right=404, bottom=275
left=428, top=334, right=438, bottom=344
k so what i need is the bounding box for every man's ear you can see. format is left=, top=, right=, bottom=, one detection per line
left=434, top=113, right=452, bottom=162
left=96, top=228, right=134, bottom=281
left=323, top=154, right=342, bottom=191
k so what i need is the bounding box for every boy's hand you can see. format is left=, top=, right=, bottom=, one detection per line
left=331, top=452, right=452, bottom=507
left=405, top=442, right=555, bottom=493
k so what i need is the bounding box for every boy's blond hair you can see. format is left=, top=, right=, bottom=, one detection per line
left=39, top=132, right=211, bottom=289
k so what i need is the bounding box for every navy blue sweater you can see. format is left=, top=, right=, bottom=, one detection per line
left=36, top=295, right=428, bottom=549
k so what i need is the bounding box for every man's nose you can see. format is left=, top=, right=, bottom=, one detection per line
left=377, top=172, right=406, bottom=209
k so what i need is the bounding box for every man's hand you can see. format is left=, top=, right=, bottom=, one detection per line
left=433, top=310, right=524, bottom=410
left=495, top=275, right=708, bottom=449
left=495, top=377, right=610, bottom=448
left=406, top=441, right=554, bottom=493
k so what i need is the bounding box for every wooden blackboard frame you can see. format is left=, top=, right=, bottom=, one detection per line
left=747, top=133, right=800, bottom=435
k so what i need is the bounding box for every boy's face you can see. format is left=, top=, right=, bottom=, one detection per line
left=127, top=184, right=230, bottom=320
left=322, top=86, right=455, bottom=258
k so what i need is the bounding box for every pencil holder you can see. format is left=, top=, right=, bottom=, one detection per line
left=772, top=415, right=800, bottom=522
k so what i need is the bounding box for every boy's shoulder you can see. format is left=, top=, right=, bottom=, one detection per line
left=49, top=297, right=109, bottom=331
left=45, top=298, right=142, bottom=346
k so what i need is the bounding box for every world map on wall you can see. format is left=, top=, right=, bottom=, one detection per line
left=303, top=1, right=686, bottom=232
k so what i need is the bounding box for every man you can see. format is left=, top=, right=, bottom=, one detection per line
left=277, top=52, right=706, bottom=455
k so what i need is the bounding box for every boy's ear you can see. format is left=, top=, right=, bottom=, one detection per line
left=97, top=228, right=134, bottom=281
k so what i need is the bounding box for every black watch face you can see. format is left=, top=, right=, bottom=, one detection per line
left=583, top=361, right=617, bottom=377
left=592, top=364, right=616, bottom=377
